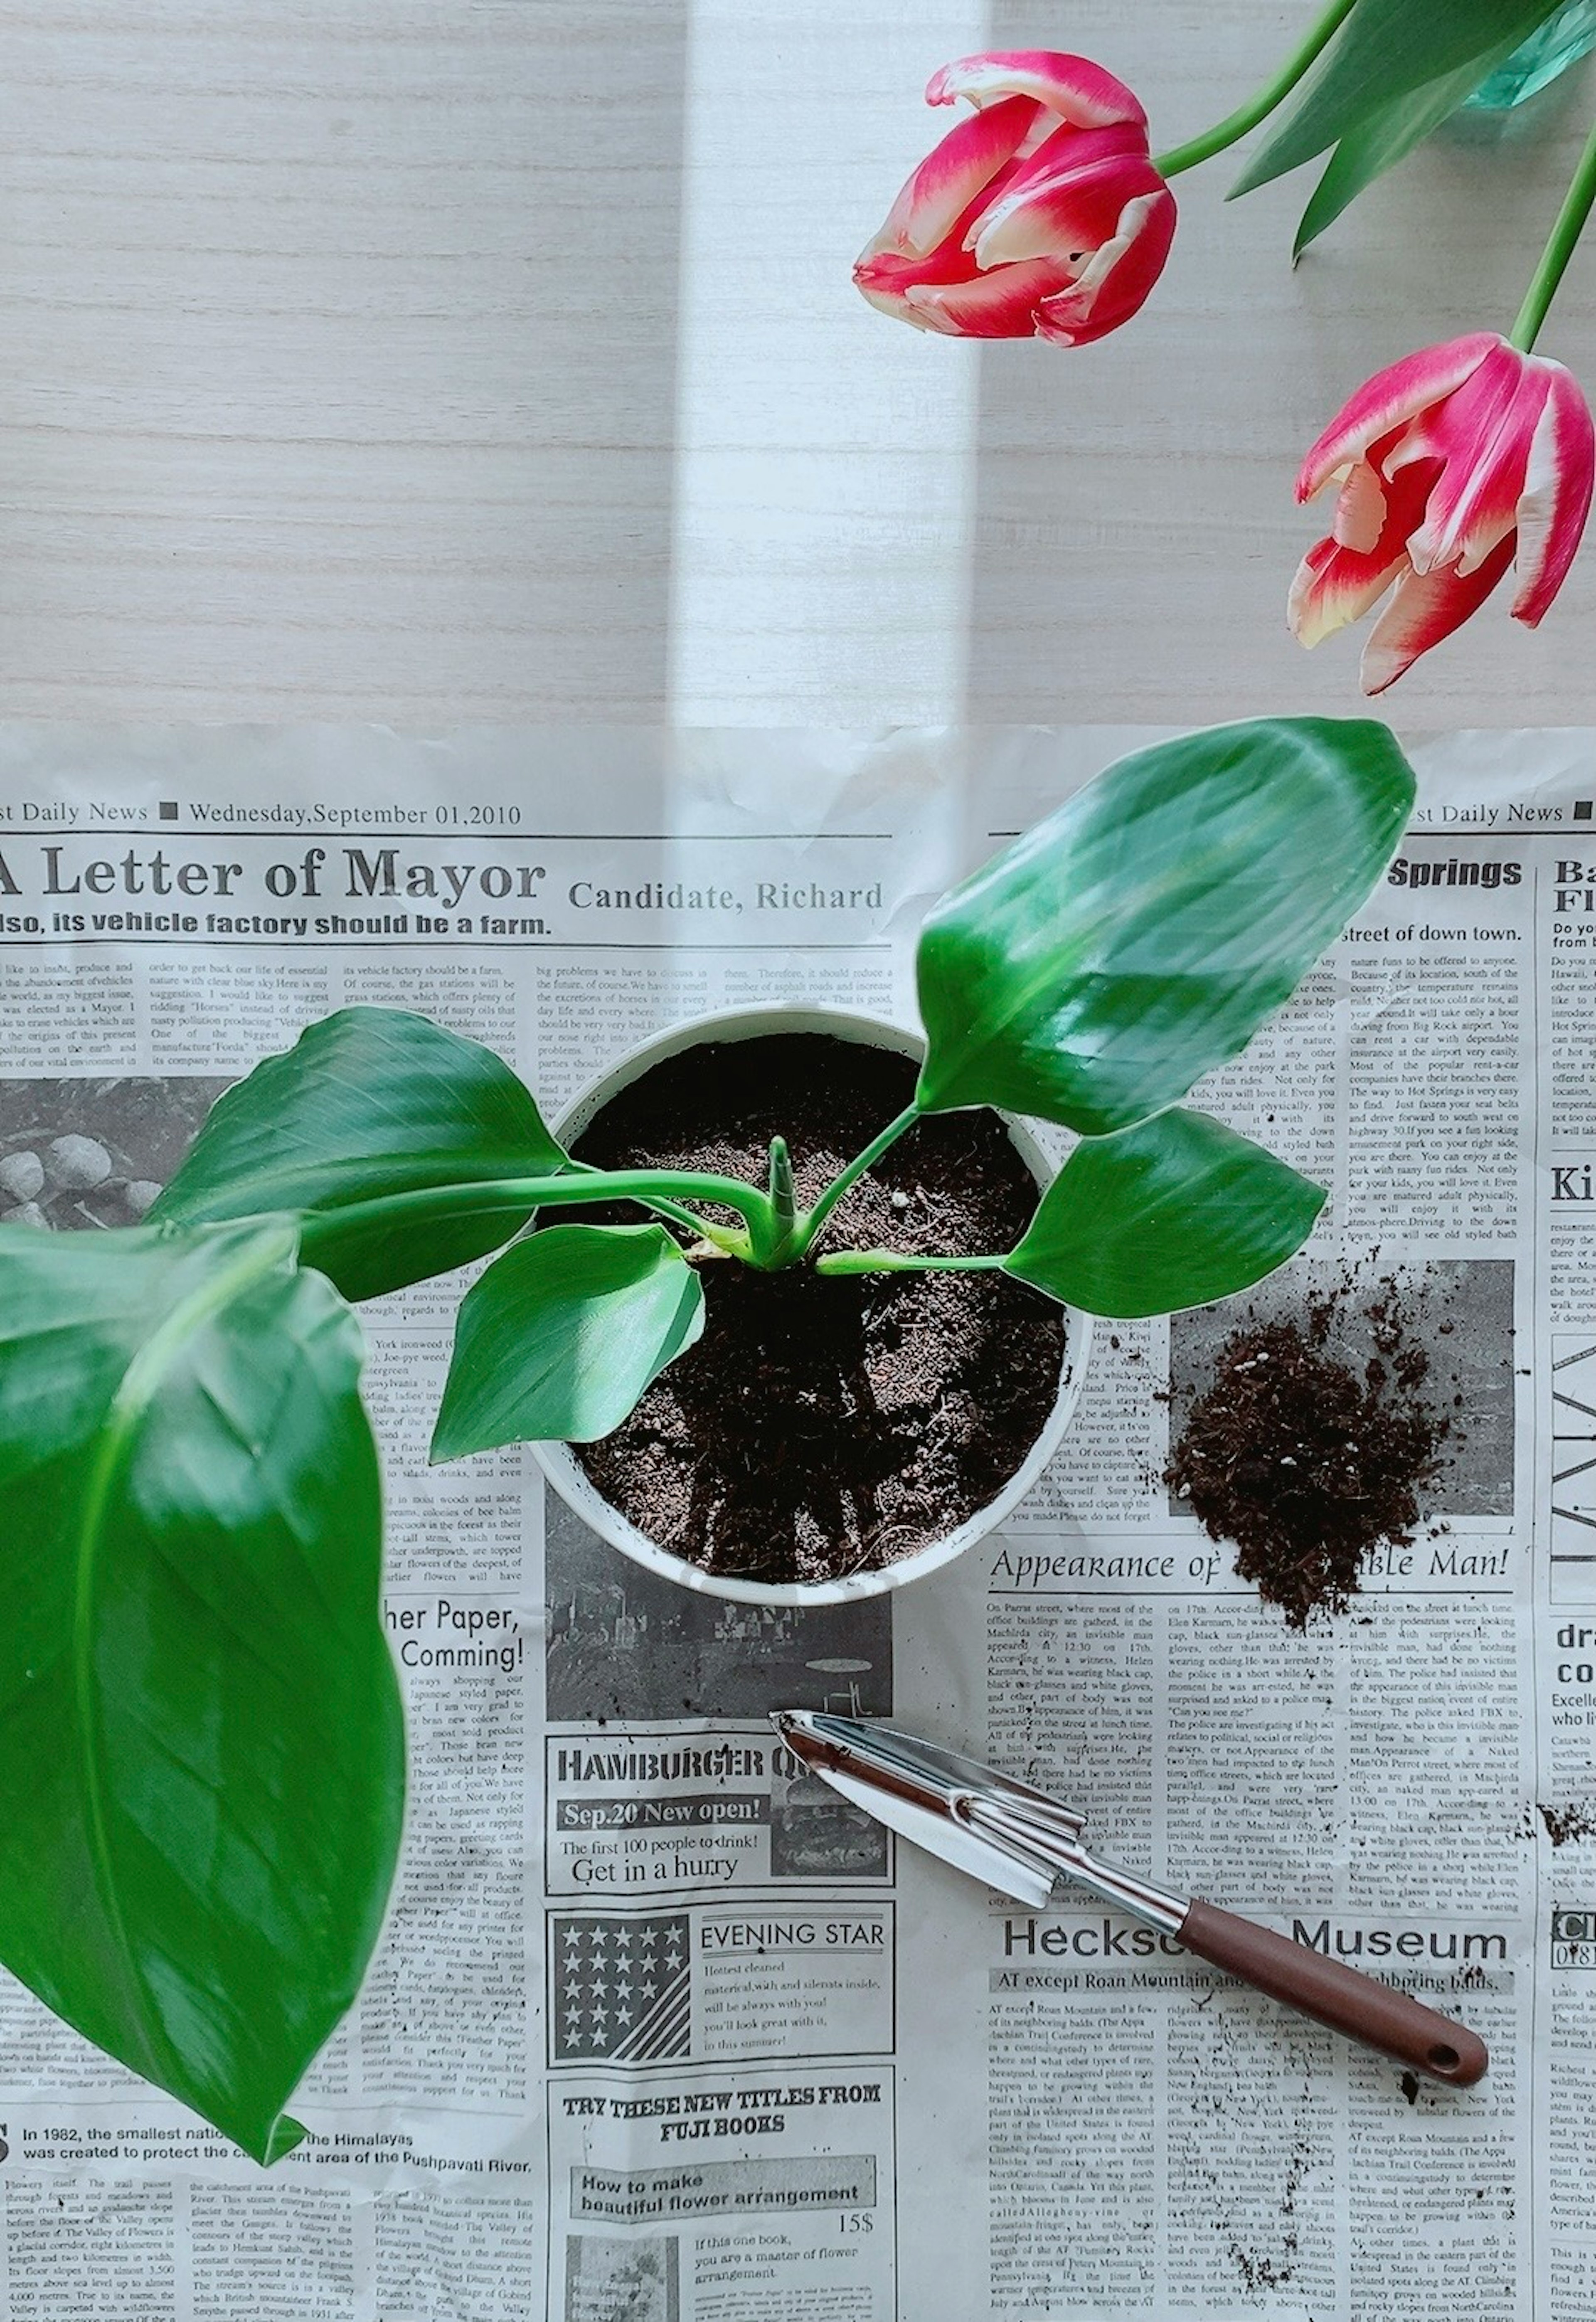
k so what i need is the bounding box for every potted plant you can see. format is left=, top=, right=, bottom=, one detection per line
left=0, top=714, right=1415, bottom=2163
left=529, top=998, right=1091, bottom=1607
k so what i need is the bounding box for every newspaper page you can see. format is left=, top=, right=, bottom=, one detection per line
left=0, top=723, right=1588, bottom=2322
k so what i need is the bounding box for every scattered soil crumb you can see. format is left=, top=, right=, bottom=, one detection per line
left=1538, top=1801, right=1596, bottom=1848
left=1399, top=2070, right=1421, bottom=2107
left=1165, top=1275, right=1449, bottom=1629
left=1229, top=2246, right=1293, bottom=2294
left=1228, top=2126, right=1310, bottom=2293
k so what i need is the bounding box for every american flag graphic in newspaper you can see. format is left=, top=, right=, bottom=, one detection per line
left=551, top=1914, right=691, bottom=2063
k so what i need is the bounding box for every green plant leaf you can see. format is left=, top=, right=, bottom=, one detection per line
left=1293, top=40, right=1531, bottom=253
left=150, top=1006, right=564, bottom=1300
left=0, top=1218, right=404, bottom=2164
left=914, top=717, right=1414, bottom=1137
left=431, top=1223, right=706, bottom=1458
left=1006, top=1109, right=1326, bottom=1318
left=1231, top=0, right=1562, bottom=195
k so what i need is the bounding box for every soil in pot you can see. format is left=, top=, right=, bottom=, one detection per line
left=561, top=1033, right=1068, bottom=1587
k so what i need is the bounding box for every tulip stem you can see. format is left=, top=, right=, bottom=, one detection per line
left=1510, top=112, right=1596, bottom=352
left=1152, top=0, right=1360, bottom=180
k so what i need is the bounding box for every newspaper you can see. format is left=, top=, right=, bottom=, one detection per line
left=0, top=722, right=1589, bottom=2322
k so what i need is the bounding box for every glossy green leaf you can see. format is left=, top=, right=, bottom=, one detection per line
left=0, top=1218, right=404, bottom=2164
left=1231, top=0, right=1561, bottom=195
left=150, top=1006, right=564, bottom=1300
left=1293, top=41, right=1530, bottom=252
left=431, top=1223, right=706, bottom=1458
left=914, top=717, right=1414, bottom=1137
left=1006, top=1109, right=1326, bottom=1318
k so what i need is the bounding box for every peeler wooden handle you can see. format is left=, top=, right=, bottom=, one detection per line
left=1178, top=1899, right=1489, bottom=2086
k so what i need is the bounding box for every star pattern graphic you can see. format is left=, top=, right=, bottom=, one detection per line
left=551, top=1914, right=691, bottom=2063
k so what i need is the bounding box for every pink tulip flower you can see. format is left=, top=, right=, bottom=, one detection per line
left=1290, top=333, right=1595, bottom=693
left=855, top=51, right=1176, bottom=343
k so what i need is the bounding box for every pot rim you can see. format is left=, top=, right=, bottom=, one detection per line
left=531, top=1003, right=1090, bottom=1606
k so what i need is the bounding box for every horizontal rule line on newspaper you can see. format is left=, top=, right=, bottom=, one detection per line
left=0, top=817, right=894, bottom=842
left=0, top=931, right=892, bottom=951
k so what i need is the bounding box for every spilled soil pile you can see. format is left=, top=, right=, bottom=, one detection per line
left=1166, top=1282, right=1449, bottom=1629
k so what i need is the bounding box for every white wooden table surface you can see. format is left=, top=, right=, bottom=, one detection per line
left=2, top=1, right=1594, bottom=730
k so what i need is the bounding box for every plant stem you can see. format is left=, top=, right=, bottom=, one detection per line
left=562, top=1158, right=745, bottom=1250
left=1152, top=0, right=1360, bottom=179
left=1510, top=111, right=1596, bottom=351
left=297, top=1165, right=775, bottom=1274
left=756, top=1136, right=799, bottom=1268
left=787, top=1104, right=922, bottom=1262
left=814, top=1250, right=1007, bottom=1278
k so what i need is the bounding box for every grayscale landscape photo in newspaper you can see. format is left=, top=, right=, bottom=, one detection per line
left=0, top=725, right=1590, bottom=2322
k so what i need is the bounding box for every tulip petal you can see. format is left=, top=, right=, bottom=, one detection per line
left=1289, top=455, right=1439, bottom=648
left=1288, top=536, right=1408, bottom=650
left=854, top=238, right=982, bottom=328
left=854, top=279, right=935, bottom=328
left=1512, top=360, right=1596, bottom=626
left=998, top=116, right=1152, bottom=186
left=906, top=255, right=1076, bottom=338
left=1386, top=341, right=1524, bottom=473
left=1398, top=346, right=1547, bottom=578
left=1297, top=334, right=1501, bottom=504
left=1331, top=458, right=1387, bottom=555
left=1358, top=534, right=1516, bottom=694
left=1032, top=188, right=1176, bottom=347
left=927, top=49, right=1148, bottom=132
left=970, top=151, right=1167, bottom=269
left=855, top=244, right=979, bottom=293
left=868, top=94, right=1038, bottom=261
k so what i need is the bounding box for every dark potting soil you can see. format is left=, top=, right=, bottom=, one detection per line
left=1165, top=1282, right=1449, bottom=1631
left=562, top=1034, right=1068, bottom=1587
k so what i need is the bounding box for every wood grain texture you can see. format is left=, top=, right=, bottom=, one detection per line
left=0, top=1, right=1593, bottom=725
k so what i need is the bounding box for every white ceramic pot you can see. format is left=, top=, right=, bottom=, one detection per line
left=532, top=1005, right=1090, bottom=1607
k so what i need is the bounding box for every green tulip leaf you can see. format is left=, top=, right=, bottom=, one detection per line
left=1231, top=0, right=1562, bottom=196
left=1292, top=43, right=1531, bottom=254
left=431, top=1223, right=705, bottom=1458
left=0, top=1218, right=404, bottom=2165
left=914, top=717, right=1414, bottom=1136
left=151, top=1006, right=564, bottom=1300
left=1006, top=1108, right=1326, bottom=1318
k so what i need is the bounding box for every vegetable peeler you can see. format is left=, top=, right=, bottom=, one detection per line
left=772, top=1709, right=1487, bottom=2088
